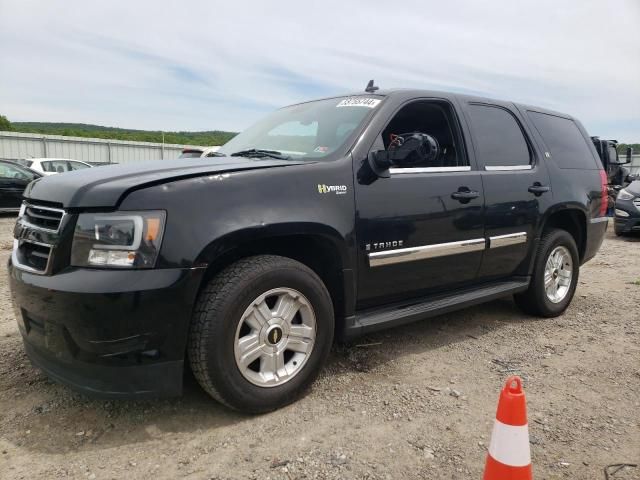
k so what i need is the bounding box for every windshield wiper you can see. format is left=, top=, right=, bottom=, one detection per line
left=230, top=148, right=290, bottom=160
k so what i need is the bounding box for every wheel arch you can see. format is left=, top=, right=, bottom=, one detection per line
left=539, top=207, right=588, bottom=261
left=194, top=223, right=352, bottom=322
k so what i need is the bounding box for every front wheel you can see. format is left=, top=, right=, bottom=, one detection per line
left=514, top=229, right=579, bottom=317
left=188, top=255, right=334, bottom=413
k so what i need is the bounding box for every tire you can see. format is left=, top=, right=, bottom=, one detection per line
left=187, top=255, right=334, bottom=413
left=614, top=226, right=625, bottom=237
left=514, top=229, right=579, bottom=317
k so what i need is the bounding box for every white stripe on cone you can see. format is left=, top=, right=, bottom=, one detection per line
left=487, top=420, right=531, bottom=467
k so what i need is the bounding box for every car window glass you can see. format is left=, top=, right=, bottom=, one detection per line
left=467, top=105, right=531, bottom=168
left=43, top=160, right=70, bottom=173
left=179, top=151, right=203, bottom=158
left=267, top=121, right=319, bottom=153
left=528, top=111, right=599, bottom=169
left=217, top=96, right=380, bottom=160
left=69, top=161, right=90, bottom=170
left=0, top=163, right=35, bottom=181
left=379, top=101, right=468, bottom=168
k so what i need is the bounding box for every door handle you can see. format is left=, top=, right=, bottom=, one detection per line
left=451, top=188, right=480, bottom=203
left=528, top=183, right=550, bottom=196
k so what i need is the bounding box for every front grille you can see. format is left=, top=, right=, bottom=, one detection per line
left=13, top=201, right=67, bottom=275
left=634, top=198, right=640, bottom=211
left=23, top=204, right=65, bottom=232
left=15, top=241, right=52, bottom=273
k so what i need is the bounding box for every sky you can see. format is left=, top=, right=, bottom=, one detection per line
left=0, top=0, right=639, bottom=141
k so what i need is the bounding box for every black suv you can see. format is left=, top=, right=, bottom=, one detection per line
left=9, top=89, right=608, bottom=412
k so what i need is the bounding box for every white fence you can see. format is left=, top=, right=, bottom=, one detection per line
left=0, top=131, right=209, bottom=164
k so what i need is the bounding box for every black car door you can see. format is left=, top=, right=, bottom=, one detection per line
left=354, top=98, right=485, bottom=309
left=461, top=101, right=552, bottom=280
left=0, top=162, right=38, bottom=210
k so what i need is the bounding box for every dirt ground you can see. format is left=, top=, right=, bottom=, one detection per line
left=0, top=214, right=638, bottom=480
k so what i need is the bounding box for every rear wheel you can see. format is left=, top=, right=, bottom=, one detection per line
left=514, top=229, right=579, bottom=317
left=188, top=255, right=334, bottom=413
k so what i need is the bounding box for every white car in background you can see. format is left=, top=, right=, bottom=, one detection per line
left=15, top=158, right=93, bottom=175
left=178, top=146, right=221, bottom=158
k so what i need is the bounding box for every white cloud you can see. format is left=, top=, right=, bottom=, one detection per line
left=0, top=0, right=638, bottom=140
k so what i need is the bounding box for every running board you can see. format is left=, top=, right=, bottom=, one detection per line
left=342, top=278, right=530, bottom=339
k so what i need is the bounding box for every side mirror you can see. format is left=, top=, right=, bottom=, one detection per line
left=625, top=147, right=634, bottom=165
left=367, top=133, right=440, bottom=177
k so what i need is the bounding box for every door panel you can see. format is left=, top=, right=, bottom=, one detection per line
left=0, top=173, right=29, bottom=210
left=355, top=170, right=485, bottom=308
left=461, top=101, right=551, bottom=279
left=478, top=169, right=550, bottom=278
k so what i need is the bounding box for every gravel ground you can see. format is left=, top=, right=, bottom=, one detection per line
left=0, top=214, right=638, bottom=480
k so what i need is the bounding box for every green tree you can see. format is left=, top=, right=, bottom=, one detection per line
left=0, top=115, right=13, bottom=131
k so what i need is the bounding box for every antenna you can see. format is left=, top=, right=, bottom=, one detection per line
left=365, top=79, right=379, bottom=93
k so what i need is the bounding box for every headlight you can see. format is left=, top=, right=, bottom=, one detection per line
left=617, top=189, right=635, bottom=201
left=71, top=211, right=166, bottom=268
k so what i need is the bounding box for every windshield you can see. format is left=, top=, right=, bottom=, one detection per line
left=217, top=96, right=383, bottom=160
left=0, top=162, right=39, bottom=181
left=16, top=159, right=33, bottom=168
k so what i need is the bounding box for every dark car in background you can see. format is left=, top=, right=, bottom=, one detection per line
left=614, top=180, right=640, bottom=236
left=0, top=160, right=42, bottom=213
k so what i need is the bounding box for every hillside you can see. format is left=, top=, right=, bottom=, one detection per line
left=11, top=121, right=237, bottom=146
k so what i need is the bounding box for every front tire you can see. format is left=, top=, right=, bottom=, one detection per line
left=188, top=255, right=334, bottom=413
left=514, top=229, right=579, bottom=317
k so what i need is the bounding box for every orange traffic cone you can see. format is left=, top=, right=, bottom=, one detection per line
left=483, top=376, right=532, bottom=480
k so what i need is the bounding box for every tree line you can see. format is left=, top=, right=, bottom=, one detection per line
left=0, top=115, right=237, bottom=146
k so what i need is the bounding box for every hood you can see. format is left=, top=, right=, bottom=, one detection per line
left=24, top=157, right=306, bottom=208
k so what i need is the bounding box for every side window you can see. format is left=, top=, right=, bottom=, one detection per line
left=378, top=101, right=468, bottom=169
left=527, top=111, right=598, bottom=169
left=44, top=161, right=70, bottom=173
left=467, top=104, right=531, bottom=168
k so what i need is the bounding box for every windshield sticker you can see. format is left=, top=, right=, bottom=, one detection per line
left=336, top=97, right=381, bottom=108
left=314, top=146, right=329, bottom=153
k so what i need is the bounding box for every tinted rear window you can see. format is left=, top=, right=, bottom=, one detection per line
left=467, top=104, right=531, bottom=167
left=527, top=111, right=598, bottom=169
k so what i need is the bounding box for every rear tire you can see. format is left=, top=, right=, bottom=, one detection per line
left=188, top=255, right=334, bottom=413
left=514, top=229, right=579, bottom=317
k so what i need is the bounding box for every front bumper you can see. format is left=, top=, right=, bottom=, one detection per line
left=614, top=199, right=640, bottom=233
left=8, top=260, right=205, bottom=398
left=614, top=215, right=640, bottom=233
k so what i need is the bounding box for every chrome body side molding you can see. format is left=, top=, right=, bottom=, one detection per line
left=488, top=232, right=527, bottom=249
left=484, top=165, right=533, bottom=171
left=368, top=238, right=485, bottom=267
